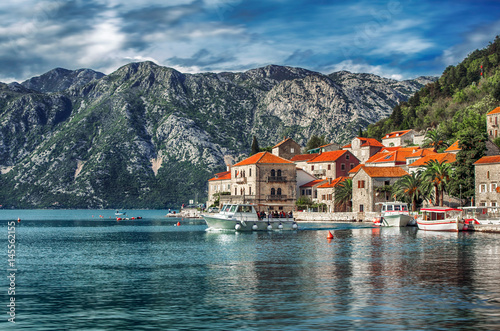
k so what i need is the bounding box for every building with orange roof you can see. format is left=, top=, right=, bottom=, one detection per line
left=382, top=129, right=415, bottom=147
left=299, top=179, right=328, bottom=204
left=407, top=153, right=457, bottom=174
left=474, top=155, right=500, bottom=207
left=365, top=148, right=421, bottom=170
left=316, top=177, right=349, bottom=212
left=212, top=151, right=297, bottom=212
left=406, top=148, right=437, bottom=165
left=487, top=107, right=500, bottom=140
left=272, top=137, right=301, bottom=160
left=306, top=150, right=359, bottom=179
left=207, top=169, right=232, bottom=207
left=306, top=142, right=341, bottom=154
left=342, top=137, right=384, bottom=163
left=290, top=153, right=319, bottom=171
left=444, top=140, right=461, bottom=154
left=352, top=166, right=408, bottom=213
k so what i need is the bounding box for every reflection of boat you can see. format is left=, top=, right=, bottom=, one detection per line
left=115, top=211, right=127, bottom=216
left=202, top=204, right=298, bottom=231
left=416, top=207, right=464, bottom=232
left=372, top=202, right=413, bottom=227
left=462, top=206, right=500, bottom=225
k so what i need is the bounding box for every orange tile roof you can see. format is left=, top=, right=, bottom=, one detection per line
left=408, top=148, right=437, bottom=158
left=272, top=137, right=295, bottom=148
left=474, top=155, right=500, bottom=165
left=233, top=152, right=294, bottom=166
left=444, top=140, right=461, bottom=152
left=408, top=153, right=457, bottom=167
left=301, top=179, right=327, bottom=188
left=361, top=166, right=408, bottom=178
left=307, top=150, right=348, bottom=163
left=208, top=171, right=231, bottom=181
left=382, top=129, right=412, bottom=140
left=359, top=137, right=384, bottom=147
left=317, top=176, right=348, bottom=188
left=290, top=153, right=319, bottom=162
left=342, top=143, right=352, bottom=148
left=366, top=149, right=415, bottom=164
left=487, top=107, right=500, bottom=115
left=349, top=164, right=364, bottom=174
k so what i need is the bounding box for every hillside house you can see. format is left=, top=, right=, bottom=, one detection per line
left=272, top=137, right=302, bottom=160
left=407, top=153, right=457, bottom=174
left=487, top=107, right=500, bottom=140
left=342, top=137, right=384, bottom=163
left=474, top=155, right=500, bottom=207
left=306, top=142, right=341, bottom=154
left=291, top=153, right=319, bottom=171
left=382, top=129, right=415, bottom=147
left=306, top=150, right=359, bottom=179
left=364, top=147, right=420, bottom=170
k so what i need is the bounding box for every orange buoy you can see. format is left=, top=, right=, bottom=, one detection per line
left=177, top=221, right=181, bottom=226
left=327, top=231, right=334, bottom=240
left=17, top=218, right=21, bottom=223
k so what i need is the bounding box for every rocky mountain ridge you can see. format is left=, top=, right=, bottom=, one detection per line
left=0, top=62, right=435, bottom=208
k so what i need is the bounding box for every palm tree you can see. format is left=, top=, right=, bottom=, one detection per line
left=334, top=178, right=352, bottom=212
left=423, top=159, right=453, bottom=206
left=393, top=171, right=430, bottom=211
left=422, top=129, right=448, bottom=150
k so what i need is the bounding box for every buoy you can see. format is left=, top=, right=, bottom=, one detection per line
left=17, top=218, right=21, bottom=223
left=292, top=222, right=298, bottom=229
left=267, top=224, right=272, bottom=231
left=278, top=223, right=283, bottom=229
left=116, top=217, right=121, bottom=221
left=235, top=223, right=242, bottom=230
left=177, top=221, right=181, bottom=226
left=252, top=224, right=258, bottom=231
left=327, top=231, right=334, bottom=239
left=131, top=217, right=135, bottom=220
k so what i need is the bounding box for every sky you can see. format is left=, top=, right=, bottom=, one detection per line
left=1, top=0, right=499, bottom=83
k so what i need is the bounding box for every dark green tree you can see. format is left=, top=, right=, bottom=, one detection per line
left=305, top=135, right=328, bottom=151
left=251, top=136, right=260, bottom=156
left=334, top=178, right=353, bottom=212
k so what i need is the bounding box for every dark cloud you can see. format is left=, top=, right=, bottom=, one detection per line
left=167, top=49, right=236, bottom=68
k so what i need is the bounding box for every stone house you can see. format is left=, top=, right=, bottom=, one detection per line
left=342, top=137, right=384, bottom=163
left=272, top=137, right=302, bottom=160
left=290, top=153, right=319, bottom=171
left=316, top=176, right=349, bottom=212
left=351, top=166, right=408, bottom=213
left=364, top=147, right=420, bottom=171
left=299, top=179, right=327, bottom=203
left=306, top=150, right=359, bottom=179
left=474, top=155, right=500, bottom=207
left=487, top=107, right=500, bottom=140
left=382, top=129, right=415, bottom=147
left=306, top=142, right=341, bottom=154
left=207, top=169, right=231, bottom=207
left=221, top=151, right=297, bottom=212
left=407, top=153, right=456, bottom=174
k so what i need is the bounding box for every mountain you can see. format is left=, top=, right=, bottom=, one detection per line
left=0, top=62, right=434, bottom=208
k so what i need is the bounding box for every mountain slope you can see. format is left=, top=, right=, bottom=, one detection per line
left=0, top=62, right=433, bottom=208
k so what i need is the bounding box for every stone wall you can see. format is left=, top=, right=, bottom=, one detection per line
left=295, top=211, right=378, bottom=222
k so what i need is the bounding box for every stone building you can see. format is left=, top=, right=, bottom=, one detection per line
left=487, top=107, right=500, bottom=140
left=290, top=153, right=318, bottom=171
left=351, top=166, right=408, bottom=213
left=221, top=151, right=297, bottom=212
left=316, top=176, right=349, bottom=213
left=474, top=155, right=500, bottom=207
left=306, top=150, right=359, bottom=179
left=381, top=129, right=415, bottom=147
left=272, top=137, right=302, bottom=160
left=207, top=169, right=231, bottom=207
left=407, top=153, right=456, bottom=174
left=342, top=137, right=384, bottom=163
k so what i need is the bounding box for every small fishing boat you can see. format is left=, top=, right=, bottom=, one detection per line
left=115, top=211, right=127, bottom=216
left=416, top=206, right=464, bottom=232
left=202, top=203, right=298, bottom=231
left=373, top=202, right=413, bottom=227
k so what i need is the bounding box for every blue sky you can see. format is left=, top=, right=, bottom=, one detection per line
left=0, top=0, right=499, bottom=82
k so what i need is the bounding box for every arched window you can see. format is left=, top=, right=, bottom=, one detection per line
left=271, top=169, right=276, bottom=177
left=271, top=188, right=276, bottom=196
left=277, top=169, right=282, bottom=177
left=277, top=188, right=282, bottom=196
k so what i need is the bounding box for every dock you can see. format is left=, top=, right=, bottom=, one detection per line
left=467, top=223, right=500, bottom=233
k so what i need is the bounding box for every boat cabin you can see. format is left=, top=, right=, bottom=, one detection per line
left=220, top=204, right=256, bottom=214
left=380, top=202, right=409, bottom=213
left=421, top=207, right=462, bottom=221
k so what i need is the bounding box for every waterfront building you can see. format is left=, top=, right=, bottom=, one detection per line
left=207, top=169, right=231, bottom=207
left=306, top=150, right=359, bottom=179
left=299, top=179, right=327, bottom=202
left=474, top=155, right=500, bottom=207
left=342, top=137, right=384, bottom=163
left=316, top=177, right=349, bottom=212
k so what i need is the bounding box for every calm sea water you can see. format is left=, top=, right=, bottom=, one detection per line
left=1, top=210, right=500, bottom=330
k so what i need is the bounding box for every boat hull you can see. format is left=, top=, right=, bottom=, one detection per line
left=203, top=215, right=298, bottom=231
left=416, top=220, right=464, bottom=232
left=376, top=214, right=412, bottom=227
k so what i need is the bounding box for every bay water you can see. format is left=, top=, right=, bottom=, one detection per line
left=1, top=210, right=500, bottom=330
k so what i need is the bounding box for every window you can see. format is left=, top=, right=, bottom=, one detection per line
left=249, top=186, right=252, bottom=195
left=242, top=170, right=245, bottom=177
left=249, top=168, right=251, bottom=177
left=311, top=166, right=314, bottom=171
left=291, top=148, right=295, bottom=153
left=358, top=180, right=365, bottom=188
left=492, top=202, right=498, bottom=207
left=227, top=184, right=231, bottom=190
left=271, top=169, right=276, bottom=177
left=479, top=184, right=487, bottom=193
left=341, top=163, right=345, bottom=171
left=479, top=202, right=486, bottom=207
left=235, top=188, right=237, bottom=195
left=234, top=170, right=237, bottom=177
left=277, top=169, right=282, bottom=177
left=350, top=163, right=355, bottom=169
left=360, top=204, right=364, bottom=212
left=328, top=194, right=332, bottom=200
left=277, top=188, right=282, bottom=196
left=491, top=183, right=497, bottom=192
left=346, top=154, right=350, bottom=160
left=328, top=164, right=331, bottom=170
left=271, top=188, right=276, bottom=196
left=487, top=171, right=490, bottom=179
left=322, top=195, right=326, bottom=200
left=301, top=189, right=305, bottom=195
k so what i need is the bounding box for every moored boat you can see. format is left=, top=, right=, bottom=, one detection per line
left=373, top=202, right=413, bottom=227
left=202, top=204, right=298, bottom=231
left=416, top=206, right=464, bottom=232
left=115, top=210, right=127, bottom=216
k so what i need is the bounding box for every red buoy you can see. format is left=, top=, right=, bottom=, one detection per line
left=17, top=218, right=21, bottom=223
left=327, top=231, right=334, bottom=240
left=177, top=221, right=181, bottom=226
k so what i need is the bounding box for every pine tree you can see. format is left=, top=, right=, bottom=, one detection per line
left=251, top=136, right=260, bottom=156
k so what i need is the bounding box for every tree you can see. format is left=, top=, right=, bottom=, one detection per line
left=251, top=136, right=260, bottom=156
left=393, top=171, right=430, bottom=211
left=423, top=159, right=453, bottom=206
left=296, top=196, right=313, bottom=210
left=422, top=129, right=448, bottom=150
left=305, top=135, right=328, bottom=151
left=334, top=178, right=352, bottom=212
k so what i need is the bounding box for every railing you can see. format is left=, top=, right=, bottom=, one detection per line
left=266, top=195, right=288, bottom=201
left=313, top=169, right=326, bottom=176
left=267, top=176, right=287, bottom=182
left=235, top=177, right=247, bottom=184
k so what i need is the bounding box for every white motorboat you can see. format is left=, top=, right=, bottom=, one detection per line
left=372, top=202, right=413, bottom=227
left=202, top=204, right=298, bottom=231
left=416, top=207, right=464, bottom=232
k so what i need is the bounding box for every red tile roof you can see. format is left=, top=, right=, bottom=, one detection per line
left=487, top=107, right=500, bottom=115
left=317, top=176, right=348, bottom=188
left=444, top=140, right=461, bottom=152
left=408, top=148, right=437, bottom=158
left=307, top=150, right=348, bottom=163
left=366, top=149, right=416, bottom=164
left=382, top=129, right=412, bottom=140
left=380, top=147, right=401, bottom=152
left=290, top=153, right=319, bottom=162
left=359, top=137, right=384, bottom=147
left=233, top=152, right=294, bottom=166
left=474, top=155, right=500, bottom=165
left=349, top=164, right=363, bottom=174
left=208, top=171, right=231, bottom=181
left=300, top=179, right=327, bottom=188
left=273, top=137, right=295, bottom=148
left=361, top=166, right=408, bottom=178
left=408, top=153, right=457, bottom=167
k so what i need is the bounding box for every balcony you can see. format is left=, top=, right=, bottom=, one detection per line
left=313, top=169, right=326, bottom=176
left=266, top=195, right=288, bottom=201
left=235, top=177, right=247, bottom=184
left=267, top=176, right=287, bottom=182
